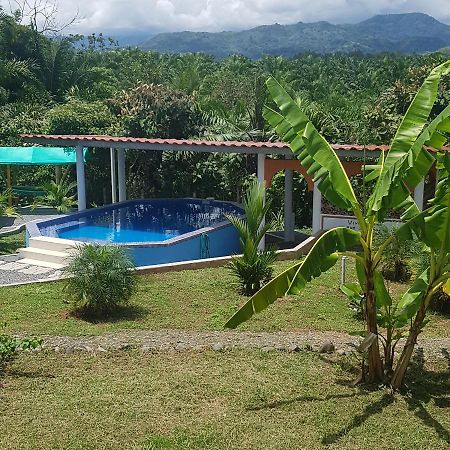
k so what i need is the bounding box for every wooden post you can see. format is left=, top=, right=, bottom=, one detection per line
left=55, top=165, right=62, bottom=184
left=6, top=165, right=12, bottom=206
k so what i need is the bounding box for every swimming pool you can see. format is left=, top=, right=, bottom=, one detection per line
left=26, top=199, right=243, bottom=267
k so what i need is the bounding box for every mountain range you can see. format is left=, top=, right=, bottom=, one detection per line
left=138, top=13, right=450, bottom=59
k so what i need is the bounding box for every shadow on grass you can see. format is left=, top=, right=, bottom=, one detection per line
left=402, top=347, right=450, bottom=444
left=71, top=304, right=149, bottom=324
left=247, top=348, right=450, bottom=446
left=4, top=368, right=56, bottom=379
left=321, top=347, right=450, bottom=446
left=321, top=393, right=394, bottom=445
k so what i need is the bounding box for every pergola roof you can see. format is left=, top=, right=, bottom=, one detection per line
left=20, top=134, right=450, bottom=159
left=0, top=146, right=81, bottom=165
left=21, top=134, right=392, bottom=157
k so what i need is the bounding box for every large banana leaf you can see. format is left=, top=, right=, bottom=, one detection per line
left=224, top=227, right=360, bottom=328
left=264, top=78, right=359, bottom=213
left=395, top=153, right=450, bottom=251
left=368, top=61, right=450, bottom=221
left=394, top=269, right=430, bottom=327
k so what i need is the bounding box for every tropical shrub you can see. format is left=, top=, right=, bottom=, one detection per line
left=35, top=168, right=77, bottom=213
left=63, top=244, right=137, bottom=317
left=226, top=178, right=277, bottom=295
left=0, top=324, right=41, bottom=373
left=225, top=62, right=450, bottom=389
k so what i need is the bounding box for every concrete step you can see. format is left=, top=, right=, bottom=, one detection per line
left=28, top=236, right=78, bottom=253
left=18, top=258, right=65, bottom=269
left=18, top=247, right=73, bottom=266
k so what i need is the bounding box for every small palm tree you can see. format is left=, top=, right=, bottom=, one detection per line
left=226, top=178, right=276, bottom=295
left=36, top=168, right=77, bottom=213
left=63, top=244, right=137, bottom=317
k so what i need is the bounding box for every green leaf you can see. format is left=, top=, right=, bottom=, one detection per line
left=264, top=78, right=358, bottom=213
left=373, top=270, right=392, bottom=308
left=368, top=61, right=450, bottom=221
left=224, top=227, right=360, bottom=328
left=395, top=269, right=430, bottom=326
left=443, top=279, right=450, bottom=296
left=395, top=155, right=450, bottom=251
left=340, top=283, right=362, bottom=301
left=355, top=255, right=366, bottom=291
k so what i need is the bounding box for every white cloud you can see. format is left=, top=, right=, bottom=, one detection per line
left=2, top=0, right=450, bottom=35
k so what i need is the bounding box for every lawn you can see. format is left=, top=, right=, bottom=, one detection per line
left=1, top=349, right=449, bottom=450
left=0, top=230, right=25, bottom=254
left=1, top=260, right=449, bottom=337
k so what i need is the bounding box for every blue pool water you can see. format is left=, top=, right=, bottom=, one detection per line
left=37, top=198, right=243, bottom=244
left=29, top=199, right=243, bottom=266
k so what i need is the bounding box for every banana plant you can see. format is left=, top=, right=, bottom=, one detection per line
left=224, top=61, right=450, bottom=386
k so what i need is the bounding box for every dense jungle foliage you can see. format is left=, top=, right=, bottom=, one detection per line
left=1, top=8, right=450, bottom=226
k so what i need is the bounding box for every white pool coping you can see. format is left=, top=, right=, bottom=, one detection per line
left=1, top=234, right=318, bottom=287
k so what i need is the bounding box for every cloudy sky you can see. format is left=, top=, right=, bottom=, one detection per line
left=3, top=0, right=450, bottom=35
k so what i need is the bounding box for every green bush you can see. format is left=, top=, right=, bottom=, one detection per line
left=228, top=249, right=277, bottom=296
left=226, top=178, right=277, bottom=295
left=0, top=324, right=41, bottom=373
left=63, top=245, right=137, bottom=317
left=35, top=167, right=77, bottom=213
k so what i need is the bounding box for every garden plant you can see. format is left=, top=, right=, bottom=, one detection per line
left=0, top=323, right=41, bottom=374
left=226, top=61, right=450, bottom=389
left=63, top=244, right=137, bottom=318
left=225, top=178, right=277, bottom=295
left=35, top=167, right=77, bottom=213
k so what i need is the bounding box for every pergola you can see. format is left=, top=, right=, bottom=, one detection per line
left=0, top=145, right=86, bottom=204
left=20, top=134, right=430, bottom=245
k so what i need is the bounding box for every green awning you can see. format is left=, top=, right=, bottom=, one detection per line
left=0, top=147, right=86, bottom=165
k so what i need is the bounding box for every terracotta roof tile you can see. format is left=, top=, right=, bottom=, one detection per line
left=19, top=135, right=448, bottom=153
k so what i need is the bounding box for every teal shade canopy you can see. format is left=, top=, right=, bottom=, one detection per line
left=0, top=147, right=86, bottom=165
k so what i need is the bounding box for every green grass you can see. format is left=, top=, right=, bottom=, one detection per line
left=1, top=349, right=449, bottom=450
left=0, top=231, right=25, bottom=254
left=1, top=260, right=449, bottom=338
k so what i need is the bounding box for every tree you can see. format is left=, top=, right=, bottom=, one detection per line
left=225, top=61, right=450, bottom=388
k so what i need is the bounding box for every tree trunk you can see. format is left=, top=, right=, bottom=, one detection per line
left=390, top=304, right=426, bottom=390
left=365, top=273, right=384, bottom=382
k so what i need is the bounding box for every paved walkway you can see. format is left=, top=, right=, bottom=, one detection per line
left=0, top=207, right=63, bottom=285
left=32, top=329, right=450, bottom=360
left=0, top=254, right=61, bottom=286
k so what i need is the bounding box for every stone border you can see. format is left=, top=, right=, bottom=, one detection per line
left=25, top=329, right=450, bottom=361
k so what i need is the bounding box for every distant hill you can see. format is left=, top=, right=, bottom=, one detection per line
left=140, top=13, right=450, bottom=58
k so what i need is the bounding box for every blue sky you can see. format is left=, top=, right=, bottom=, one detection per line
left=3, top=0, right=450, bottom=35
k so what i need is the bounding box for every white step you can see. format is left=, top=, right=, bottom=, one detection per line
left=28, top=236, right=78, bottom=252
left=19, top=258, right=65, bottom=270
left=19, top=247, right=73, bottom=266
